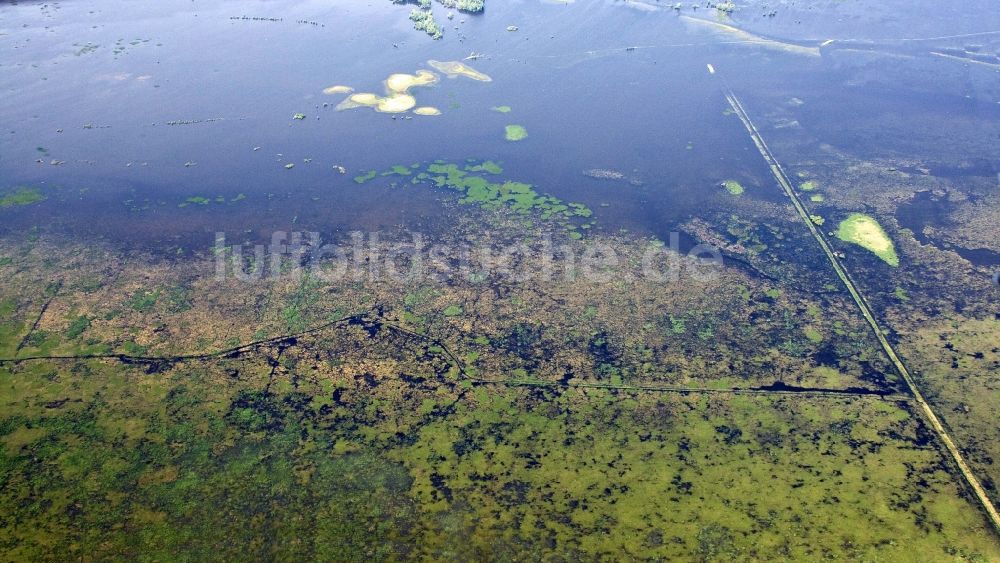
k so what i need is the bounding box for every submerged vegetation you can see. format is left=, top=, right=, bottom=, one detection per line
left=0, top=186, right=45, bottom=208
left=0, top=215, right=997, bottom=558
left=678, top=15, right=821, bottom=57
left=835, top=213, right=899, bottom=266
left=428, top=60, right=492, bottom=82
left=722, top=179, right=744, bottom=196
left=354, top=170, right=378, bottom=184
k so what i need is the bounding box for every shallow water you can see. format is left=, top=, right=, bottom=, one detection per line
left=4, top=0, right=993, bottom=252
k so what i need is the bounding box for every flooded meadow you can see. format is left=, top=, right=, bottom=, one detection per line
left=1, top=0, right=999, bottom=559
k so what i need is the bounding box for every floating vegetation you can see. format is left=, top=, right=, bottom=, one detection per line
left=584, top=169, right=625, bottom=181
left=177, top=194, right=246, bottom=207
left=409, top=8, right=443, bottom=40
left=336, top=92, right=381, bottom=111
left=491, top=105, right=512, bottom=113
left=505, top=125, right=528, bottom=141
left=437, top=0, right=484, bottom=11
left=835, top=213, right=899, bottom=266
left=163, top=118, right=226, bottom=126
left=583, top=168, right=644, bottom=186
left=715, top=1, right=736, bottom=14
left=322, top=85, right=353, bottom=95
left=810, top=214, right=825, bottom=226
left=331, top=63, right=488, bottom=116
left=442, top=304, right=464, bottom=316
left=375, top=160, right=594, bottom=230
left=73, top=42, right=99, bottom=56
left=800, top=181, right=817, bottom=191
left=292, top=113, right=306, bottom=120
left=110, top=37, right=152, bottom=58
left=722, top=179, right=744, bottom=196
left=0, top=187, right=46, bottom=208
left=376, top=94, right=417, bottom=113
left=333, top=69, right=448, bottom=115
left=229, top=15, right=283, bottom=23
left=810, top=194, right=825, bottom=202
left=385, top=70, right=438, bottom=94
left=428, top=60, right=492, bottom=82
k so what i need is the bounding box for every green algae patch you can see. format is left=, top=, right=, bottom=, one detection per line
left=491, top=105, right=512, bottom=113
left=722, top=180, right=744, bottom=196
left=409, top=160, right=593, bottom=233
left=0, top=187, right=46, bottom=208
left=505, top=125, right=528, bottom=142
left=428, top=60, right=492, bottom=82
left=354, top=170, right=377, bottom=184
left=800, top=181, right=817, bottom=191
left=836, top=213, right=899, bottom=266
left=810, top=194, right=825, bottom=202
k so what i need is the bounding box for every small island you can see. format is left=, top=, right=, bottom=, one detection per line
left=835, top=213, right=899, bottom=266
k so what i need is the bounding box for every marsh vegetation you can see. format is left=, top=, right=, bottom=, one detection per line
left=0, top=0, right=998, bottom=558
